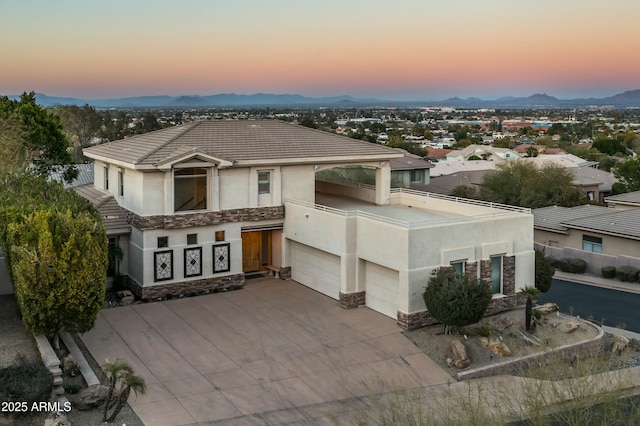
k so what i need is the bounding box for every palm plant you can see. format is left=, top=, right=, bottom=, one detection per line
left=100, top=360, right=146, bottom=423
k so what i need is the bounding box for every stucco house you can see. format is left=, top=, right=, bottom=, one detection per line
left=83, top=120, right=534, bottom=329
left=533, top=204, right=640, bottom=274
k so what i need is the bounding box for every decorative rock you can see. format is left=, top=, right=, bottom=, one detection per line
left=488, top=316, right=513, bottom=332
left=70, top=384, right=110, bottom=410
left=447, top=339, right=470, bottom=369
left=611, top=335, right=629, bottom=354
left=487, top=339, right=512, bottom=357
left=534, top=303, right=559, bottom=315
left=558, top=321, right=580, bottom=333
left=117, top=290, right=135, bottom=306
left=44, top=412, right=71, bottom=426
left=63, top=355, right=77, bottom=374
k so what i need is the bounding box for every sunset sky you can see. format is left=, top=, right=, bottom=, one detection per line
left=2, top=0, right=639, bottom=100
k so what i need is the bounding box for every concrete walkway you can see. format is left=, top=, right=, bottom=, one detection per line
left=81, top=277, right=452, bottom=425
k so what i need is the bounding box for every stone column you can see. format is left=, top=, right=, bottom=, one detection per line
left=503, top=255, right=516, bottom=295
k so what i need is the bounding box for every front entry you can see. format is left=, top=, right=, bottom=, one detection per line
left=241, top=231, right=272, bottom=273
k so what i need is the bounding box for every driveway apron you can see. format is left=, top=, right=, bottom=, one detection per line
left=81, top=277, right=451, bottom=425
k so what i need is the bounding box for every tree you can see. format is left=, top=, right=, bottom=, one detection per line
left=0, top=117, right=27, bottom=175
left=53, top=104, right=102, bottom=161
left=423, top=267, right=492, bottom=334
left=0, top=92, right=75, bottom=181
left=101, top=360, right=146, bottom=423
left=520, top=163, right=586, bottom=209
left=299, top=115, right=317, bottom=129
left=480, top=162, right=586, bottom=208
left=481, top=161, right=538, bottom=206
left=612, top=156, right=640, bottom=193
left=0, top=175, right=107, bottom=339
left=535, top=249, right=554, bottom=293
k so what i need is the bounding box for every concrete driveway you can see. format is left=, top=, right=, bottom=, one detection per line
left=81, top=277, right=451, bottom=425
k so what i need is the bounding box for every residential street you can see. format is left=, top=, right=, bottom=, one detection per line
left=539, top=278, right=640, bottom=333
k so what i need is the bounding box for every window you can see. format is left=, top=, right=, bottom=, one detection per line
left=158, top=236, right=168, bottom=248
left=583, top=235, right=603, bottom=253
left=118, top=170, right=124, bottom=197
left=410, top=169, right=424, bottom=183
left=187, top=233, right=198, bottom=245
left=215, top=231, right=225, bottom=242
left=104, top=166, right=109, bottom=190
left=491, top=256, right=503, bottom=294
left=174, top=168, right=207, bottom=212
left=450, top=261, right=464, bottom=277
left=258, top=171, right=271, bottom=194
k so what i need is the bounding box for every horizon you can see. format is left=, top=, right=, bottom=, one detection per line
left=2, top=0, right=639, bottom=100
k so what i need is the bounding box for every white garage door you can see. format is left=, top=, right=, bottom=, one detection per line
left=365, top=262, right=399, bottom=318
left=290, top=242, right=340, bottom=299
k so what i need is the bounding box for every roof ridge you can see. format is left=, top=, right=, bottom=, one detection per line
left=136, top=121, right=201, bottom=164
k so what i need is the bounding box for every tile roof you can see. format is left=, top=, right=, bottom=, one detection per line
left=532, top=205, right=611, bottom=233
left=49, top=164, right=95, bottom=188
left=74, top=185, right=129, bottom=234
left=605, top=190, right=640, bottom=206
left=84, top=120, right=401, bottom=168
left=563, top=208, right=640, bottom=240
left=389, top=149, right=434, bottom=170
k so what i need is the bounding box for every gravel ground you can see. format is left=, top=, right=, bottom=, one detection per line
left=0, top=295, right=144, bottom=426
left=403, top=306, right=640, bottom=378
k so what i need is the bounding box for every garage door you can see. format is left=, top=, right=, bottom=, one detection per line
left=290, top=242, right=340, bottom=299
left=365, top=262, right=399, bottom=318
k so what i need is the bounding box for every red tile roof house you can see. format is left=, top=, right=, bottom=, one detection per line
left=82, top=120, right=534, bottom=329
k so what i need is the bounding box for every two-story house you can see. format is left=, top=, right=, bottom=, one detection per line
left=84, top=120, right=534, bottom=329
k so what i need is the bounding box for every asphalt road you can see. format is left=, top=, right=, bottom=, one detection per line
left=538, top=278, right=640, bottom=333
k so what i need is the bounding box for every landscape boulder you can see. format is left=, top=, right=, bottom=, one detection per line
left=447, top=339, right=470, bottom=369
left=611, top=335, right=629, bottom=354
left=558, top=321, right=580, bottom=333
left=534, top=303, right=559, bottom=315
left=44, top=412, right=71, bottom=426
left=481, top=337, right=512, bottom=357
left=70, top=384, right=110, bottom=410
left=117, top=289, right=134, bottom=306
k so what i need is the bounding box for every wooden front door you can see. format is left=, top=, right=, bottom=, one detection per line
left=241, top=232, right=261, bottom=273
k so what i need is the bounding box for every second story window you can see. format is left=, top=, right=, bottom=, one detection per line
left=175, top=168, right=207, bottom=212
left=118, top=170, right=124, bottom=197
left=104, top=166, right=109, bottom=190
left=158, top=236, right=169, bottom=248
left=258, top=171, right=271, bottom=194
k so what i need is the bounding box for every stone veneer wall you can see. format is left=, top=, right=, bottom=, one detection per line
left=503, top=255, right=516, bottom=295
left=465, top=261, right=478, bottom=279
left=127, top=273, right=244, bottom=301
left=339, top=291, right=366, bottom=309
left=123, top=206, right=285, bottom=230
left=397, top=294, right=526, bottom=331
left=279, top=266, right=292, bottom=280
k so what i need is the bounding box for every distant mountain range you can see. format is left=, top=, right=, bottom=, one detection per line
left=6, top=90, right=640, bottom=108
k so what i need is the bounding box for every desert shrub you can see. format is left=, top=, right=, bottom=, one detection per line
left=616, top=265, right=640, bottom=282
left=0, top=364, right=53, bottom=409
left=535, top=250, right=555, bottom=292
left=558, top=258, right=587, bottom=274
left=601, top=266, right=616, bottom=279
left=475, top=325, right=492, bottom=338
left=63, top=383, right=81, bottom=394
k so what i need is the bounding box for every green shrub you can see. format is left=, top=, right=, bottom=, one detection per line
left=616, top=265, right=640, bottom=282
left=63, top=383, right=81, bottom=394
left=558, top=258, right=587, bottom=274
left=602, top=266, right=616, bottom=279
left=0, top=364, right=53, bottom=408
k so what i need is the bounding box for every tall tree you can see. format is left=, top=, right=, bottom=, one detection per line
left=53, top=104, right=102, bottom=161
left=520, top=164, right=586, bottom=209
left=0, top=92, right=76, bottom=181
left=612, top=156, right=640, bottom=193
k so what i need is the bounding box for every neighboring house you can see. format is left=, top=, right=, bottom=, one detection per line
left=416, top=170, right=490, bottom=195
left=445, top=145, right=520, bottom=162
left=389, top=149, right=433, bottom=188
left=605, top=191, right=640, bottom=210
left=83, top=120, right=534, bottom=329
left=533, top=204, right=640, bottom=274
